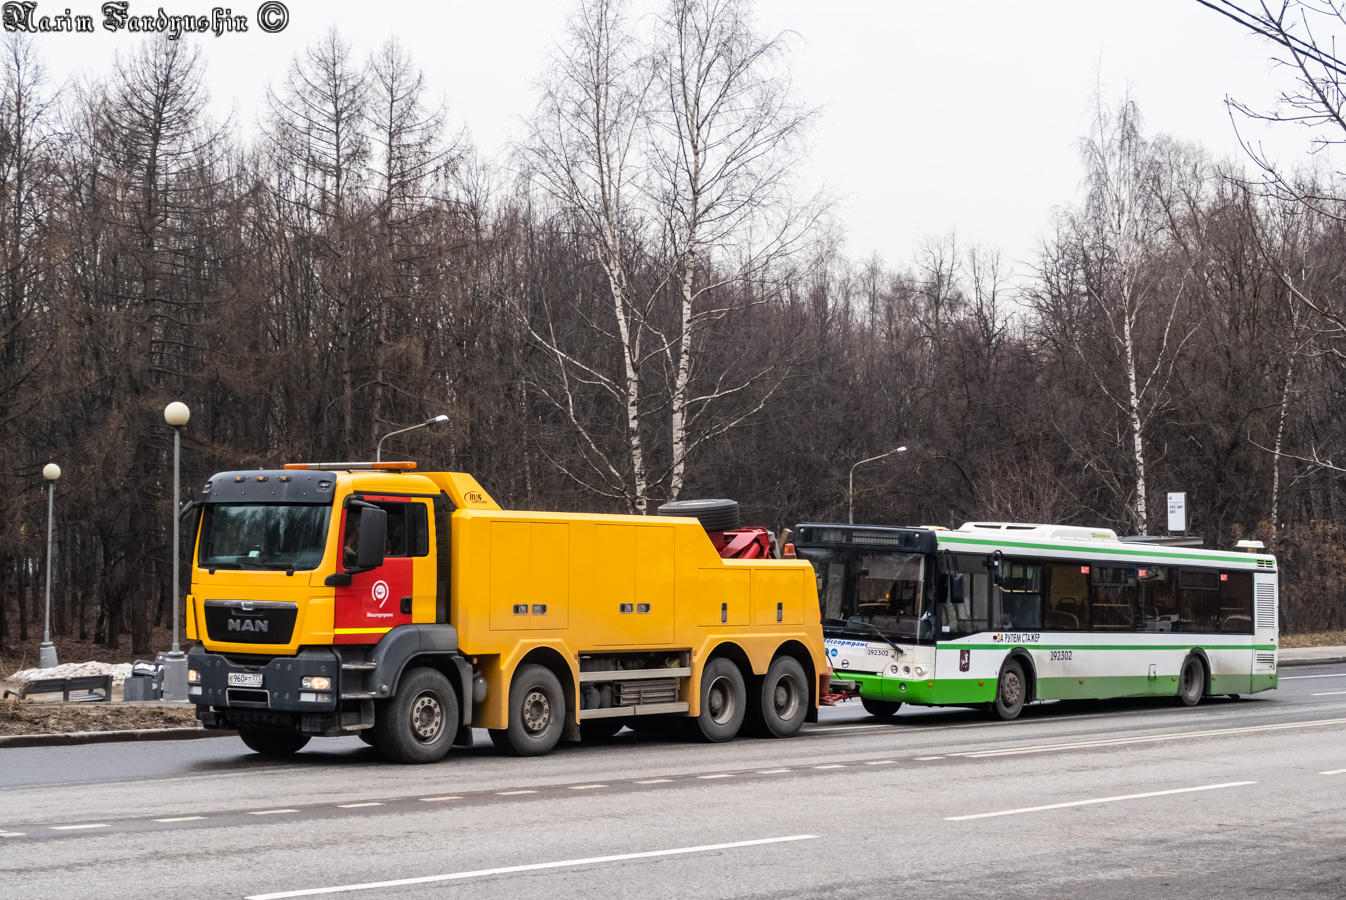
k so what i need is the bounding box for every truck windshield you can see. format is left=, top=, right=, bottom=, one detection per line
left=798, top=547, right=932, bottom=643
left=198, top=504, right=331, bottom=571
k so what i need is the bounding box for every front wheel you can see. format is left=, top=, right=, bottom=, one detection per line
left=993, top=660, right=1028, bottom=721
left=757, top=656, right=809, bottom=738
left=861, top=697, right=902, bottom=717
left=694, top=658, right=747, bottom=742
left=238, top=728, right=310, bottom=757
left=373, top=666, right=459, bottom=764
left=492, top=664, right=567, bottom=757
left=1176, top=655, right=1206, bottom=707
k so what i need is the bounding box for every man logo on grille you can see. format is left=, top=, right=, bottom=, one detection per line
left=372, top=580, right=390, bottom=607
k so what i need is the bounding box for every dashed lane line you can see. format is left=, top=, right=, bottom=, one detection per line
left=865, top=760, right=895, bottom=765
left=1282, top=673, right=1346, bottom=679
left=1311, top=691, right=1346, bottom=696
left=1320, top=769, right=1346, bottom=775
left=248, top=810, right=299, bottom=816
left=1, top=832, right=27, bottom=837
left=635, top=779, right=672, bottom=784
left=697, top=773, right=733, bottom=779
left=50, top=824, right=108, bottom=830
left=496, top=790, right=537, bottom=796
left=914, top=756, right=944, bottom=760
left=418, top=796, right=460, bottom=802
left=946, top=781, right=1257, bottom=821
left=243, top=834, right=821, bottom=900
left=568, top=784, right=606, bottom=790
left=812, top=764, right=845, bottom=769
left=154, top=816, right=206, bottom=823
left=337, top=803, right=384, bottom=809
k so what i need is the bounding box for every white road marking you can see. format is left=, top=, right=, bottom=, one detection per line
left=154, top=816, right=206, bottom=823
left=946, top=781, right=1256, bottom=821
left=812, top=764, right=845, bottom=769
left=243, top=834, right=820, bottom=899
left=816, top=724, right=893, bottom=732
left=914, top=756, right=944, bottom=760
left=569, top=784, right=606, bottom=790
left=865, top=760, right=896, bottom=765
left=1320, top=769, right=1346, bottom=775
left=248, top=809, right=299, bottom=816
left=337, top=803, right=384, bottom=809
left=418, top=796, right=460, bottom=802
left=0, top=832, right=26, bottom=837
left=1282, top=673, right=1346, bottom=679
left=697, top=773, right=733, bottom=779
left=951, top=718, right=1346, bottom=758
left=635, top=779, right=672, bottom=784
left=50, top=823, right=109, bottom=830
left=757, top=769, right=791, bottom=774
left=1311, top=691, right=1346, bottom=696
left=495, top=790, right=536, bottom=796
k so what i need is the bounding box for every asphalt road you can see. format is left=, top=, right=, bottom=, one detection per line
left=3, top=665, right=1345, bottom=900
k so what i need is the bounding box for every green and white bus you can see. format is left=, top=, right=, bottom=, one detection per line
left=790, top=521, right=1278, bottom=719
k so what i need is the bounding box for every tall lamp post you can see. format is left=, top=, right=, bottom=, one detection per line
left=39, top=463, right=60, bottom=669
left=848, top=446, right=906, bottom=524
left=376, top=414, right=449, bottom=462
left=160, top=401, right=190, bottom=701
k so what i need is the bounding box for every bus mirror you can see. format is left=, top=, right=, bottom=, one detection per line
left=951, top=573, right=967, bottom=604
left=987, top=550, right=1003, bottom=586
left=356, top=508, right=387, bottom=569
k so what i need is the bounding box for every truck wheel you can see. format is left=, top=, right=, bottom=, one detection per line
left=493, top=664, right=566, bottom=757
left=694, top=657, right=746, bottom=742
left=238, top=729, right=310, bottom=757
left=373, top=667, right=458, bottom=764
left=861, top=698, right=902, bottom=717
left=655, top=499, right=740, bottom=532
left=993, top=659, right=1028, bottom=721
left=757, top=656, right=809, bottom=738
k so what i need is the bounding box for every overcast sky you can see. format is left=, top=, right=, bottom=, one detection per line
left=15, top=1, right=1331, bottom=275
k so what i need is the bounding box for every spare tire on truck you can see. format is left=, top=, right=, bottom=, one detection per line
left=656, top=499, right=740, bottom=532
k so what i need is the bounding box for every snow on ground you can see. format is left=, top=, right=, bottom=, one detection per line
left=9, top=662, right=135, bottom=686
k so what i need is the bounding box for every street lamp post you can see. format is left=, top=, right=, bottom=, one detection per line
left=160, top=401, right=190, bottom=701
left=39, top=463, right=60, bottom=669
left=848, top=446, right=907, bottom=524
left=375, top=415, right=449, bottom=462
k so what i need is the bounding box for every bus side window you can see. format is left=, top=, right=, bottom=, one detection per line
left=1219, top=571, right=1254, bottom=634
left=994, top=561, right=1042, bottom=630
left=1089, top=566, right=1136, bottom=630
left=1045, top=564, right=1088, bottom=631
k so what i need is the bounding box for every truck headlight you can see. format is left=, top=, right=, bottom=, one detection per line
left=188, top=669, right=200, bottom=684
left=301, top=676, right=331, bottom=691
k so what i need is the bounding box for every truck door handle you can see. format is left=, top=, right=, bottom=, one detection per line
left=721, top=602, right=728, bottom=624
left=777, top=602, right=783, bottom=622
left=400, top=596, right=412, bottom=614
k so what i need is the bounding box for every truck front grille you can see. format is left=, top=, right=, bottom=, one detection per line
left=204, top=600, right=298, bottom=644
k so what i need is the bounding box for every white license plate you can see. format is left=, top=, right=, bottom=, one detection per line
left=228, top=673, right=263, bottom=688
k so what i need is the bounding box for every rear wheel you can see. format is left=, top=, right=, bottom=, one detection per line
left=373, top=667, right=458, bottom=764
left=238, top=728, right=310, bottom=757
left=1176, top=655, right=1206, bottom=707
left=491, top=664, right=566, bottom=757
left=694, top=657, right=746, bottom=742
left=993, top=660, right=1028, bottom=721
left=757, top=656, right=809, bottom=738
left=861, top=697, right=902, bottom=717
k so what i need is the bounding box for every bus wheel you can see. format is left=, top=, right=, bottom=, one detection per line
left=374, top=667, right=458, bottom=764
left=993, top=660, right=1028, bottom=721
left=861, top=698, right=902, bottom=717
left=579, top=717, right=625, bottom=743
left=495, top=664, right=566, bottom=757
left=695, top=658, right=746, bottom=742
left=1176, top=655, right=1205, bottom=707
left=238, top=729, right=310, bottom=757
left=758, top=656, right=809, bottom=738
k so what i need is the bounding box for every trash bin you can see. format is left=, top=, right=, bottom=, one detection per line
left=124, top=660, right=164, bottom=701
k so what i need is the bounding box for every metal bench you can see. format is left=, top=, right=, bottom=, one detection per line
left=3, top=674, right=113, bottom=702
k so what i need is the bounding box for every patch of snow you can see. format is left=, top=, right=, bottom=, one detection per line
left=9, top=662, right=135, bottom=686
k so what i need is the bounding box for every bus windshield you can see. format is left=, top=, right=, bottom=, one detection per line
left=798, top=547, right=932, bottom=643
left=198, top=504, right=331, bottom=571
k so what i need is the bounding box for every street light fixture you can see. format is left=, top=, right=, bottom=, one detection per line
left=39, top=463, right=60, bottom=669
left=849, top=446, right=907, bottom=524
left=375, top=415, right=449, bottom=462
left=161, top=401, right=190, bottom=701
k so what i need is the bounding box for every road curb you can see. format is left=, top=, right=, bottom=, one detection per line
left=0, top=727, right=237, bottom=749
left=1280, top=656, right=1346, bottom=667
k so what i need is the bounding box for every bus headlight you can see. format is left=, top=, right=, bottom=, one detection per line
left=914, top=666, right=926, bottom=676
left=301, top=676, right=331, bottom=691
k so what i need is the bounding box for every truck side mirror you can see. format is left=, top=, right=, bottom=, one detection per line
left=356, top=508, right=387, bottom=570
left=951, top=572, right=967, bottom=604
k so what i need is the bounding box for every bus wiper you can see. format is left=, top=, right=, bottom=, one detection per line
left=859, top=622, right=904, bottom=659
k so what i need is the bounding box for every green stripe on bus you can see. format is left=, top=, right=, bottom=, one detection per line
left=936, top=534, right=1274, bottom=568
